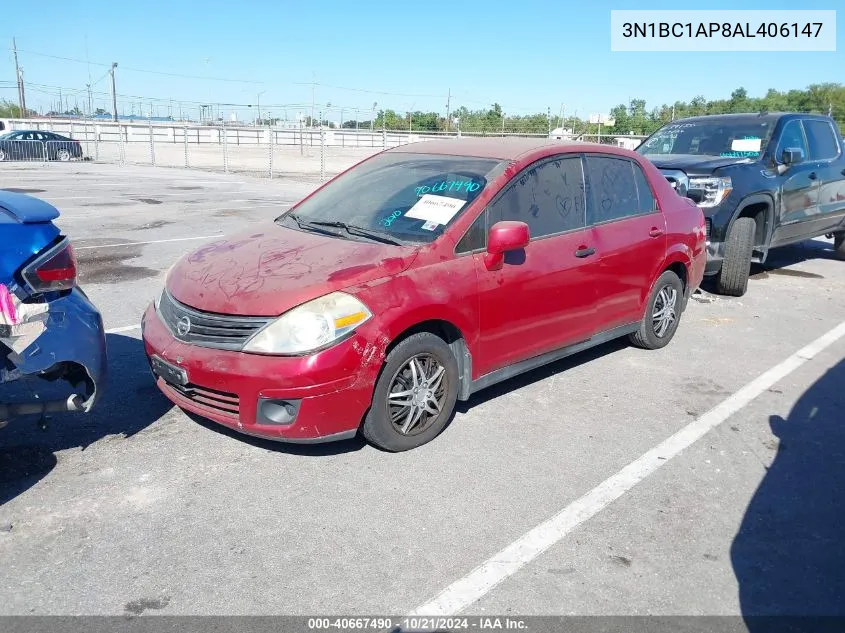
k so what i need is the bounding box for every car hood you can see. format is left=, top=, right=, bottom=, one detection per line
left=644, top=154, right=755, bottom=175
left=166, top=224, right=419, bottom=316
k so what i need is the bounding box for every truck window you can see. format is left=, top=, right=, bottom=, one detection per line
left=803, top=120, right=840, bottom=161
left=775, top=120, right=808, bottom=163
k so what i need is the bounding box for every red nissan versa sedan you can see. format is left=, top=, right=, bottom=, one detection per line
left=141, top=138, right=705, bottom=451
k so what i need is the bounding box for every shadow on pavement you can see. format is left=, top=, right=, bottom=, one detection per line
left=0, top=333, right=171, bottom=506
left=731, top=358, right=845, bottom=629
left=185, top=412, right=367, bottom=456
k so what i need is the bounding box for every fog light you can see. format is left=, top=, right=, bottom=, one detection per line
left=257, top=398, right=301, bottom=425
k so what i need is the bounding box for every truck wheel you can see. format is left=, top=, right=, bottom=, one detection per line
left=834, top=232, right=845, bottom=259
left=361, top=332, right=459, bottom=452
left=717, top=217, right=755, bottom=297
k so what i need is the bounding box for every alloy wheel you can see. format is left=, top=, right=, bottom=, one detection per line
left=652, top=285, right=678, bottom=338
left=387, top=354, right=448, bottom=436
left=57, top=149, right=71, bottom=161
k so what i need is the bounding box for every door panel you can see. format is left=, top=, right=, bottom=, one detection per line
left=591, top=215, right=666, bottom=328
left=585, top=155, right=667, bottom=329
left=771, top=119, right=820, bottom=246
left=472, top=231, right=597, bottom=375
left=472, top=155, right=598, bottom=377
left=803, top=119, right=845, bottom=233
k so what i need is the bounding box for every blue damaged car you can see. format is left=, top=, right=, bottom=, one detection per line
left=0, top=191, right=106, bottom=428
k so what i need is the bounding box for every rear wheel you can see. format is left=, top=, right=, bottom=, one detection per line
left=716, top=217, right=756, bottom=297
left=362, top=332, right=459, bottom=452
left=629, top=270, right=684, bottom=350
left=56, top=148, right=71, bottom=162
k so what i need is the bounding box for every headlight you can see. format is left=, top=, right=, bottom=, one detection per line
left=688, top=176, right=732, bottom=207
left=242, top=292, right=372, bottom=355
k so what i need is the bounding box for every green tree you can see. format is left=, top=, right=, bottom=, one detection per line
left=0, top=99, right=36, bottom=118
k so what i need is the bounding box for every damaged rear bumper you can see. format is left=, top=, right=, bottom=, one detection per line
left=1, top=288, right=107, bottom=421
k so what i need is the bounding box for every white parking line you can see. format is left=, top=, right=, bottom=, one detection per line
left=106, top=324, right=141, bottom=334
left=41, top=192, right=277, bottom=200
left=409, top=320, right=845, bottom=617
left=75, top=234, right=223, bottom=250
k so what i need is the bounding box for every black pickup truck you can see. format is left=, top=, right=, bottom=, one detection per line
left=637, top=113, right=845, bottom=296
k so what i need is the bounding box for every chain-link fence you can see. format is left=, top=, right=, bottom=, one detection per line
left=0, top=118, right=646, bottom=180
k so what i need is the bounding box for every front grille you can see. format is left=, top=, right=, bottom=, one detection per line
left=158, top=290, right=271, bottom=351
left=161, top=380, right=240, bottom=419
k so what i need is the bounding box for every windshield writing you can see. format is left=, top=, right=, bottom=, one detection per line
left=638, top=119, right=774, bottom=158
left=280, top=153, right=504, bottom=243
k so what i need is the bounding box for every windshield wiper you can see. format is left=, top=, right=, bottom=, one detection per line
left=279, top=213, right=349, bottom=239
left=305, top=220, right=404, bottom=245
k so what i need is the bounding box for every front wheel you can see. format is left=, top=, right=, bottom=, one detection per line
left=362, top=332, right=459, bottom=452
left=629, top=270, right=684, bottom=350
left=716, top=217, right=756, bottom=297
left=0, top=149, right=6, bottom=162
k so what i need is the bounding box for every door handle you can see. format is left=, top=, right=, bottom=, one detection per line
left=808, top=172, right=818, bottom=180
left=649, top=227, right=665, bottom=238
left=574, top=247, right=596, bottom=258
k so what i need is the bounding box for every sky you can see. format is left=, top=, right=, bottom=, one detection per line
left=1, top=0, right=842, bottom=121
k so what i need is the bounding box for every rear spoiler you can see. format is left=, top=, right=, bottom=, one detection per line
left=0, top=191, right=60, bottom=223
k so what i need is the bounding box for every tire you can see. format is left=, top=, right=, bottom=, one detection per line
left=629, top=270, right=684, bottom=350
left=361, top=332, right=459, bottom=452
left=56, top=148, right=71, bottom=162
left=716, top=217, right=756, bottom=297
left=0, top=149, right=6, bottom=162
left=834, top=232, right=845, bottom=259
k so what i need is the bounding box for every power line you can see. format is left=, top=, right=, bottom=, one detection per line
left=9, top=47, right=453, bottom=99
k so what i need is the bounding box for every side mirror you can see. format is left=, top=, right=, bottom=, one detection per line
left=484, top=221, right=530, bottom=271
left=781, top=147, right=804, bottom=166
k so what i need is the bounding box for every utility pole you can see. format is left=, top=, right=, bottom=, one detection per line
left=110, top=62, right=118, bottom=122
left=547, top=106, right=551, bottom=138
left=12, top=38, right=26, bottom=117
left=445, top=88, right=451, bottom=133
left=86, top=84, right=93, bottom=117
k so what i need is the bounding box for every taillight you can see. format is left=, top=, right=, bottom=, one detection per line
left=21, top=238, right=78, bottom=292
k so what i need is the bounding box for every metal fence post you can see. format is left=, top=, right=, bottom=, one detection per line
left=183, top=124, right=189, bottom=168
left=222, top=119, right=229, bottom=173
left=320, top=127, right=325, bottom=181
left=382, top=128, right=386, bottom=149
left=149, top=116, right=156, bottom=166
left=268, top=125, right=274, bottom=179
left=118, top=123, right=126, bottom=166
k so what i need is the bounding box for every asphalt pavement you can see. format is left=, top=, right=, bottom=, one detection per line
left=0, top=162, right=843, bottom=620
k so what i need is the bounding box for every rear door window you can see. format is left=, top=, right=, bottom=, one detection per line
left=586, top=156, right=651, bottom=224
left=803, top=120, right=840, bottom=161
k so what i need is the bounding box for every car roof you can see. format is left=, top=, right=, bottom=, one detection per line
left=670, top=112, right=829, bottom=124
left=385, top=136, right=634, bottom=161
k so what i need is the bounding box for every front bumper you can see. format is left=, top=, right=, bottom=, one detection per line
left=703, top=240, right=724, bottom=276
left=141, top=304, right=379, bottom=442
left=1, top=288, right=107, bottom=417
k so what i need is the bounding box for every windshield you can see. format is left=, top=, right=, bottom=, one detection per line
left=278, top=152, right=506, bottom=243
left=637, top=118, right=775, bottom=159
